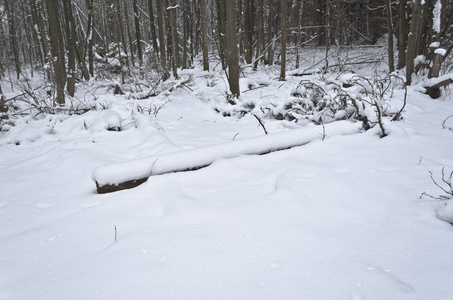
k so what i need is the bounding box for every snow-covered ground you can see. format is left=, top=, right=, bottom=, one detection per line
left=1, top=62, right=453, bottom=299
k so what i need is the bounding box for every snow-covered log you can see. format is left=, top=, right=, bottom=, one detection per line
left=92, top=121, right=362, bottom=193
left=425, top=73, right=453, bottom=99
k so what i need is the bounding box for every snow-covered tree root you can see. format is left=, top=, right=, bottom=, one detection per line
left=92, top=121, right=362, bottom=194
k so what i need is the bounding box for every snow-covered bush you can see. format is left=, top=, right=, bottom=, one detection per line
left=215, top=74, right=405, bottom=137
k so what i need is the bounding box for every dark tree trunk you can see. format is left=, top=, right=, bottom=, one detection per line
left=385, top=0, right=395, bottom=72
left=45, top=0, right=66, bottom=105
left=86, top=0, right=94, bottom=77
left=279, top=0, right=286, bottom=80
left=168, top=1, right=179, bottom=78
left=406, top=0, right=425, bottom=85
left=4, top=0, right=21, bottom=79
left=244, top=0, right=254, bottom=64
left=397, top=0, right=407, bottom=69
left=225, top=0, right=240, bottom=97
left=267, top=0, right=274, bottom=65
left=216, top=0, right=227, bottom=70
left=124, top=1, right=136, bottom=67
left=132, top=0, right=143, bottom=66
left=156, top=0, right=169, bottom=80
left=200, top=0, right=210, bottom=71
left=148, top=0, right=159, bottom=57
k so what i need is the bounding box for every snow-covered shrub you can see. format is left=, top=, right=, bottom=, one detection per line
left=215, top=74, right=405, bottom=136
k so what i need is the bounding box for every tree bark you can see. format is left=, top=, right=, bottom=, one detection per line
left=168, top=0, right=179, bottom=78
left=397, top=0, right=407, bottom=69
left=200, top=0, right=210, bottom=71
left=406, top=0, right=425, bottom=85
left=86, top=0, right=95, bottom=77
left=385, top=0, right=394, bottom=73
left=225, top=0, right=240, bottom=97
left=62, top=0, right=76, bottom=97
left=4, top=0, right=21, bottom=79
left=156, top=0, right=169, bottom=80
left=45, top=0, right=66, bottom=105
left=279, top=0, right=286, bottom=80
left=132, top=0, right=143, bottom=66
left=148, top=0, right=160, bottom=57
left=295, top=0, right=304, bottom=69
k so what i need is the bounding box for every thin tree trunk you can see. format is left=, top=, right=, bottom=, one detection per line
left=397, top=0, right=406, bottom=69
left=148, top=0, right=159, bottom=57
left=156, top=0, right=169, bottom=80
left=45, top=0, right=66, bottom=105
left=225, top=0, right=240, bottom=97
left=4, top=0, right=21, bottom=79
left=124, top=1, right=136, bottom=67
left=406, top=0, right=425, bottom=85
left=86, top=0, right=94, bottom=76
left=385, top=0, right=394, bottom=72
left=168, top=1, right=179, bottom=78
left=279, top=0, right=286, bottom=80
left=116, top=0, right=130, bottom=73
left=267, top=0, right=274, bottom=65
left=132, top=0, right=143, bottom=66
left=295, top=0, right=303, bottom=68
left=244, top=0, right=253, bottom=64
left=200, top=0, right=209, bottom=71
left=63, top=0, right=76, bottom=97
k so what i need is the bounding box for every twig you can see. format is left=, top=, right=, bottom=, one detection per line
left=253, top=114, right=268, bottom=135
left=429, top=170, right=450, bottom=195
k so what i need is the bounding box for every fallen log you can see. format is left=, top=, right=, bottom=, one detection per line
left=424, top=73, right=453, bottom=99
left=92, top=121, right=362, bottom=194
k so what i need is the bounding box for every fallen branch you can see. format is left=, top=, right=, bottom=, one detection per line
left=424, top=74, right=453, bottom=99
left=92, top=121, right=361, bottom=193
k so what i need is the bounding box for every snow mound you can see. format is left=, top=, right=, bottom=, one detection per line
left=89, top=109, right=123, bottom=132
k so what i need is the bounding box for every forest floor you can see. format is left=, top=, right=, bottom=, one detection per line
left=1, top=48, right=453, bottom=299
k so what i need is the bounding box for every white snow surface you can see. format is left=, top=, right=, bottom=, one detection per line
left=1, top=68, right=453, bottom=300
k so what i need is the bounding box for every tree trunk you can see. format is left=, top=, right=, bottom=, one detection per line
left=397, top=0, right=407, bottom=69
left=200, top=0, right=209, bottom=71
left=4, top=0, right=21, bottom=79
left=428, top=0, right=444, bottom=79
left=132, top=0, right=143, bottom=66
left=295, top=0, right=304, bottom=69
left=168, top=0, right=179, bottom=78
left=116, top=0, right=131, bottom=73
left=279, top=0, right=286, bottom=80
left=63, top=0, right=76, bottom=97
left=406, top=0, right=425, bottom=85
left=216, top=0, right=227, bottom=70
left=86, top=0, right=94, bottom=77
left=267, top=0, right=274, bottom=65
left=225, top=0, right=240, bottom=97
left=148, top=0, right=159, bottom=57
left=385, top=0, right=394, bottom=73
left=156, top=0, right=169, bottom=80
left=244, top=0, right=254, bottom=64
left=45, top=0, right=66, bottom=105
